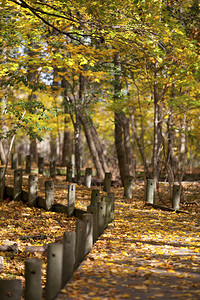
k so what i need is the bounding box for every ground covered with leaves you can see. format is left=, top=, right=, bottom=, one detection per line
left=0, top=169, right=200, bottom=299
left=58, top=182, right=200, bottom=300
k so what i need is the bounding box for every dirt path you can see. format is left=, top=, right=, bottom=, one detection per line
left=57, top=187, right=200, bottom=300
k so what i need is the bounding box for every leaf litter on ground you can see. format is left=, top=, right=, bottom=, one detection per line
left=1, top=168, right=200, bottom=299
left=57, top=182, right=200, bottom=300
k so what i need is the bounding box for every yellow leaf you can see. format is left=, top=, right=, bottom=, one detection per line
left=121, top=293, right=131, bottom=298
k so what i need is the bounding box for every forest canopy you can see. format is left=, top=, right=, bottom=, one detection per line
left=0, top=0, right=199, bottom=184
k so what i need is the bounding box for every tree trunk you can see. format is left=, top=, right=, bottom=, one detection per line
left=50, top=133, right=57, bottom=159
left=115, top=112, right=126, bottom=186
left=0, top=141, right=6, bottom=165
left=120, top=113, right=135, bottom=178
left=84, top=115, right=108, bottom=173
left=131, top=115, right=151, bottom=179
left=152, top=84, right=162, bottom=183
left=61, top=129, right=71, bottom=167
left=80, top=114, right=105, bottom=179
left=113, top=53, right=134, bottom=186
left=30, top=138, right=37, bottom=163
left=74, top=113, right=81, bottom=184
left=166, top=108, right=178, bottom=183
left=179, top=115, right=187, bottom=180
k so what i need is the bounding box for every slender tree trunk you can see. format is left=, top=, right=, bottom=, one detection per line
left=0, top=141, right=6, bottom=165
left=179, top=115, right=187, bottom=180
left=50, top=134, right=57, bottom=159
left=152, top=84, right=160, bottom=182
left=166, top=108, right=178, bottom=182
left=30, top=138, right=37, bottom=163
left=114, top=53, right=135, bottom=185
left=80, top=114, right=105, bottom=179
left=120, top=113, right=135, bottom=178
left=61, top=128, right=71, bottom=167
left=115, top=112, right=126, bottom=185
left=131, top=115, right=151, bottom=179
left=85, top=116, right=108, bottom=173
left=74, top=112, right=81, bottom=183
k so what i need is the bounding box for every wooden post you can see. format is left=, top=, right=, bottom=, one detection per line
left=66, top=162, right=72, bottom=182
left=26, top=155, right=31, bottom=174
left=45, top=181, right=54, bottom=210
left=172, top=183, right=181, bottom=210
left=11, top=153, right=18, bottom=170
left=0, top=167, right=5, bottom=201
left=124, top=175, right=133, bottom=199
left=103, top=172, right=112, bottom=193
left=67, top=184, right=75, bottom=217
left=145, top=179, right=156, bottom=204
left=0, top=279, right=21, bottom=300
left=28, top=174, right=38, bottom=207
left=62, top=231, right=76, bottom=288
left=46, top=243, right=63, bottom=300
left=38, top=156, right=44, bottom=175
left=82, top=213, right=93, bottom=255
left=14, top=169, right=22, bottom=201
left=25, top=258, right=42, bottom=300
left=90, top=189, right=100, bottom=207
left=84, top=168, right=92, bottom=188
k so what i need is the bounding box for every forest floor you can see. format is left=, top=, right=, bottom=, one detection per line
left=57, top=181, right=200, bottom=300
left=0, top=168, right=200, bottom=299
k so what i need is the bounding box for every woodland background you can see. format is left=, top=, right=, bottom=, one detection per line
left=0, top=0, right=200, bottom=185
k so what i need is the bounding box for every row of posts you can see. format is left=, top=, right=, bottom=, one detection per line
left=0, top=189, right=115, bottom=300
left=145, top=179, right=181, bottom=210
left=0, top=166, right=76, bottom=215
left=11, top=153, right=75, bottom=179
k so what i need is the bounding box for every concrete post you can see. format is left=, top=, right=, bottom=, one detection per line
left=0, top=279, right=21, bottom=300
left=25, top=258, right=42, bottom=300
left=103, top=172, right=112, bottom=193
left=124, top=175, right=133, bottom=199
left=46, top=243, right=63, bottom=300
left=82, top=214, right=93, bottom=255
left=90, top=189, right=100, bottom=207
left=62, top=231, right=76, bottom=288
left=172, top=183, right=181, bottom=210
left=28, top=174, right=38, bottom=207
left=67, top=184, right=75, bottom=217
left=84, top=168, right=92, bottom=188
left=145, top=179, right=156, bottom=204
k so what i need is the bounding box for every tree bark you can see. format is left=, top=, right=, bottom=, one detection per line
left=74, top=112, right=81, bottom=183
left=30, top=138, right=37, bottom=163
left=61, top=129, right=71, bottom=167
left=152, top=83, right=162, bottom=183
left=166, top=108, right=178, bottom=183
left=80, top=114, right=105, bottom=179
left=0, top=141, right=6, bottom=165
left=131, top=115, right=151, bottom=179
left=113, top=53, right=134, bottom=186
